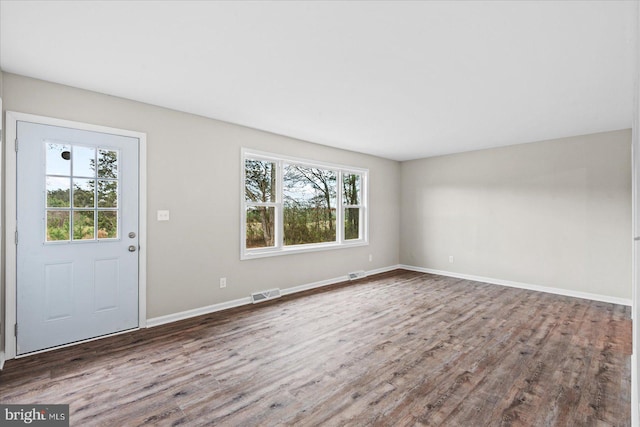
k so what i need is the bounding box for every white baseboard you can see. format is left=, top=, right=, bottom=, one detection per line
left=147, top=265, right=400, bottom=328
left=281, top=265, right=400, bottom=296
left=147, top=297, right=252, bottom=328
left=366, top=265, right=403, bottom=276
left=280, top=275, right=349, bottom=296
left=399, top=264, right=632, bottom=306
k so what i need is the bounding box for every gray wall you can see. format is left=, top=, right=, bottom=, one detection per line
left=400, top=130, right=632, bottom=299
left=1, top=71, right=633, bottom=327
left=1, top=73, right=401, bottom=318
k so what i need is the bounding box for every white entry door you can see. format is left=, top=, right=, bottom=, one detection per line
left=16, top=121, right=139, bottom=355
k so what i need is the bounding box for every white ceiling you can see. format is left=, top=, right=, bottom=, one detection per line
left=0, top=1, right=636, bottom=161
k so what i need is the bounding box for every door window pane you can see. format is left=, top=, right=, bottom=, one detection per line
left=73, top=146, right=96, bottom=177
left=46, top=177, right=70, bottom=208
left=73, top=179, right=95, bottom=208
left=97, top=180, right=118, bottom=207
left=46, top=142, right=71, bottom=176
left=46, top=211, right=70, bottom=241
left=246, top=206, right=275, bottom=248
left=97, top=211, right=118, bottom=239
left=98, top=149, right=119, bottom=179
left=73, top=211, right=95, bottom=240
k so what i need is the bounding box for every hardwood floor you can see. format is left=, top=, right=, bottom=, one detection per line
left=0, top=270, right=631, bottom=426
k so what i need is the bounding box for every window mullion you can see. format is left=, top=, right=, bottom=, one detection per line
left=337, top=170, right=344, bottom=244
left=246, top=202, right=278, bottom=208
left=276, top=160, right=284, bottom=249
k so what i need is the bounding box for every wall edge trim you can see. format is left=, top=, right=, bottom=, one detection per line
left=398, top=264, right=632, bottom=306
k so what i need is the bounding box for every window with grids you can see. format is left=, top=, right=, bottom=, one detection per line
left=45, top=142, right=119, bottom=242
left=242, top=149, right=367, bottom=258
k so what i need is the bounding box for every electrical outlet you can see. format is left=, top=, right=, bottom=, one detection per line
left=368, top=254, right=373, bottom=262
left=157, top=210, right=170, bottom=221
left=220, top=277, right=227, bottom=288
left=449, top=255, right=454, bottom=263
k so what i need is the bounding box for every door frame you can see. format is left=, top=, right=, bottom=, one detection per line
left=3, top=111, right=147, bottom=361
left=632, top=2, right=640, bottom=423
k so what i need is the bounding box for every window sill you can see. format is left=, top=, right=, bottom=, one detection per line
left=241, top=240, right=369, bottom=260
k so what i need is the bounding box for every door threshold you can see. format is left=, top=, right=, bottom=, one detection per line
left=15, top=327, right=140, bottom=359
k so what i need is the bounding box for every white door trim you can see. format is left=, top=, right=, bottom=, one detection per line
left=4, top=111, right=147, bottom=361
left=0, top=97, right=3, bottom=369
left=632, top=2, right=640, bottom=423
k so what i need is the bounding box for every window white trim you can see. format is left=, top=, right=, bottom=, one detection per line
left=241, top=148, right=369, bottom=260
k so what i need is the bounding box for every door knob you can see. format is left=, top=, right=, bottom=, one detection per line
left=128, top=245, right=137, bottom=252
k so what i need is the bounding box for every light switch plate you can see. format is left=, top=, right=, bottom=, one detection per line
left=157, top=210, right=170, bottom=221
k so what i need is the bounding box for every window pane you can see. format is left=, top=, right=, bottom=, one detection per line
left=73, top=210, right=95, bottom=240
left=73, top=146, right=96, bottom=177
left=47, top=211, right=70, bottom=241
left=46, top=142, right=71, bottom=176
left=98, top=149, right=119, bottom=179
left=283, top=165, right=337, bottom=245
left=47, top=176, right=70, bottom=207
left=98, top=180, right=118, bottom=207
left=73, top=179, right=95, bottom=208
left=246, top=206, right=275, bottom=248
left=97, top=211, right=118, bottom=239
left=245, top=159, right=276, bottom=203
left=343, top=174, right=361, bottom=205
left=284, top=205, right=336, bottom=245
left=345, top=207, right=360, bottom=240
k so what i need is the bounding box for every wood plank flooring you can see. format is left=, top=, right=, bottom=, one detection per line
left=0, top=270, right=631, bottom=426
